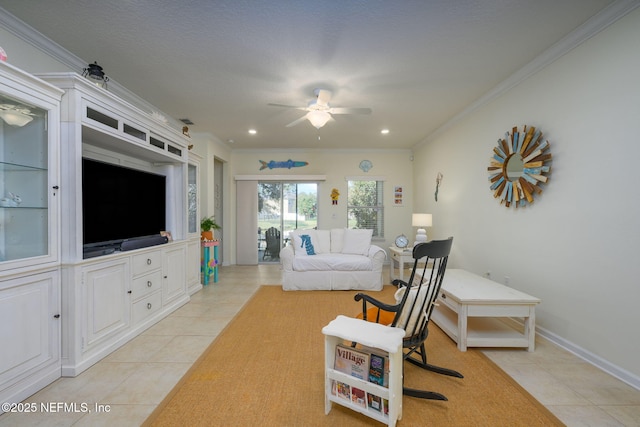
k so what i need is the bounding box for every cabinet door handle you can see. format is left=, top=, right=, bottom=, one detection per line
left=147, top=258, right=152, bottom=265
left=147, top=303, right=152, bottom=310
left=147, top=281, right=152, bottom=287
left=53, top=314, right=60, bottom=319
left=128, top=290, right=132, bottom=294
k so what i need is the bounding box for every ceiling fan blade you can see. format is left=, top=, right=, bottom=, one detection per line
left=315, top=89, right=332, bottom=107
left=285, top=115, right=309, bottom=128
left=268, top=103, right=307, bottom=110
left=329, top=107, right=372, bottom=115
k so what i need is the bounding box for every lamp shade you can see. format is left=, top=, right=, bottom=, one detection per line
left=412, top=213, right=432, bottom=227
left=412, top=213, right=432, bottom=244
left=306, top=110, right=331, bottom=129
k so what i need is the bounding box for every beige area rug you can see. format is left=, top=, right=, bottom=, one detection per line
left=144, top=285, right=563, bottom=427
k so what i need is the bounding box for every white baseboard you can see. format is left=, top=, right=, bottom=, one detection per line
left=536, top=324, right=640, bottom=391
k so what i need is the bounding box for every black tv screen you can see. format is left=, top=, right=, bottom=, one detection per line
left=82, top=158, right=166, bottom=246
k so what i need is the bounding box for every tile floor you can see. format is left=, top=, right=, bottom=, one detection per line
left=1, top=264, right=639, bottom=426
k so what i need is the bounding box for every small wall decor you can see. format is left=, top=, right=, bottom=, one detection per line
left=488, top=125, right=552, bottom=208
left=331, top=188, right=340, bottom=205
left=259, top=159, right=309, bottom=170
left=435, top=172, right=443, bottom=202
left=359, top=159, right=373, bottom=172
left=393, top=186, right=404, bottom=206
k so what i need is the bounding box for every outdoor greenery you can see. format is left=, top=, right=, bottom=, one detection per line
left=258, top=182, right=318, bottom=232
left=347, top=180, right=383, bottom=236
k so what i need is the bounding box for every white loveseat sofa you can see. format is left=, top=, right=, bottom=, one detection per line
left=280, top=228, right=386, bottom=291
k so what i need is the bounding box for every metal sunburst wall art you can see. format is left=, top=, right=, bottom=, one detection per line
left=488, top=125, right=552, bottom=208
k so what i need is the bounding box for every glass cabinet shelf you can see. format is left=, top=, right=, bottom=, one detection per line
left=0, top=87, right=53, bottom=264
left=0, top=160, right=47, bottom=172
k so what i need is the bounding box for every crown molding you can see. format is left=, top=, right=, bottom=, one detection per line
left=415, top=0, right=640, bottom=149
left=0, top=6, right=184, bottom=132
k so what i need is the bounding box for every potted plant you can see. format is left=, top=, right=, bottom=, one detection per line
left=200, top=216, right=221, bottom=241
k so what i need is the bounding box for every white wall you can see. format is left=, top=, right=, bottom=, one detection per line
left=228, top=149, right=413, bottom=264
left=189, top=132, right=232, bottom=262
left=3, top=1, right=637, bottom=387
left=413, top=7, right=640, bottom=385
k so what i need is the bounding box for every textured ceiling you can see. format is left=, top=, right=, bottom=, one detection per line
left=0, top=0, right=617, bottom=150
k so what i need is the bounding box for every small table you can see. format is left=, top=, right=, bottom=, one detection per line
left=201, top=240, right=219, bottom=285
left=322, top=315, right=404, bottom=427
left=388, top=246, right=426, bottom=282
left=431, top=269, right=541, bottom=352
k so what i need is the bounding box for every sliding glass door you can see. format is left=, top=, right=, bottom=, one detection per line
left=258, top=182, right=318, bottom=263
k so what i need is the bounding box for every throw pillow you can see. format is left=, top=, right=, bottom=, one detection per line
left=393, top=284, right=437, bottom=338
left=299, top=234, right=316, bottom=255
left=341, top=228, right=373, bottom=255
left=291, top=229, right=319, bottom=256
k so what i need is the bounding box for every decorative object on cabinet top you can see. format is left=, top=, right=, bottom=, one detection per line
left=82, top=61, right=109, bottom=89
left=488, top=125, right=552, bottom=208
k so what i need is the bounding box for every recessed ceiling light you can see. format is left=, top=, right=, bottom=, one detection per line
left=227, top=139, right=234, bottom=144
left=381, top=129, right=390, bottom=134
left=248, top=129, right=257, bottom=135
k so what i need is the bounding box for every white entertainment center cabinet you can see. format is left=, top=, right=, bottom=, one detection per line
left=0, top=61, right=201, bottom=408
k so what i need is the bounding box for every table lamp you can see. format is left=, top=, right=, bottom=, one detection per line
left=412, top=213, right=432, bottom=245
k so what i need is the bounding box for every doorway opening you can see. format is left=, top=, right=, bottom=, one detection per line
left=258, top=181, right=318, bottom=263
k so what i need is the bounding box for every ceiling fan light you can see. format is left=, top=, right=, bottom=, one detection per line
left=0, top=109, right=33, bottom=127
left=306, top=110, right=331, bottom=129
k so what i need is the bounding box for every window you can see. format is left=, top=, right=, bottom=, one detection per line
left=347, top=180, right=384, bottom=237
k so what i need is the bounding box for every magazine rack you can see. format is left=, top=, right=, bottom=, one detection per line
left=322, top=315, right=404, bottom=427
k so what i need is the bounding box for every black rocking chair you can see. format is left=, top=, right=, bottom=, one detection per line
left=354, top=236, right=463, bottom=401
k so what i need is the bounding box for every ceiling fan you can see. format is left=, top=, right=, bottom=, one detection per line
left=0, top=103, right=37, bottom=127
left=268, top=89, right=372, bottom=129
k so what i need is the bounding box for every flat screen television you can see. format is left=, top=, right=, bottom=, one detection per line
left=82, top=158, right=166, bottom=251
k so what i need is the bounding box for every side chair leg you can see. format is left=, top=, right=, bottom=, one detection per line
left=403, top=387, right=447, bottom=401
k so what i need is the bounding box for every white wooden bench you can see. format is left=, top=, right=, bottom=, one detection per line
left=431, top=269, right=541, bottom=351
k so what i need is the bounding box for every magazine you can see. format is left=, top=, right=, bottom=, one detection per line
left=359, top=345, right=390, bottom=387
left=334, top=344, right=370, bottom=380
left=351, top=386, right=366, bottom=408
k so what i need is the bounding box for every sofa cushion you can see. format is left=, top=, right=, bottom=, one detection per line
left=342, top=228, right=373, bottom=255
left=315, top=230, right=331, bottom=254
left=292, top=253, right=374, bottom=272
left=330, top=228, right=345, bottom=253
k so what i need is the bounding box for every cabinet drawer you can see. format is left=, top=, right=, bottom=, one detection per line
left=131, top=270, right=162, bottom=300
left=132, top=291, right=162, bottom=324
left=132, top=250, right=162, bottom=276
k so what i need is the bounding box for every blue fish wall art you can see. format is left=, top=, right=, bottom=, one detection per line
left=259, top=159, right=309, bottom=170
